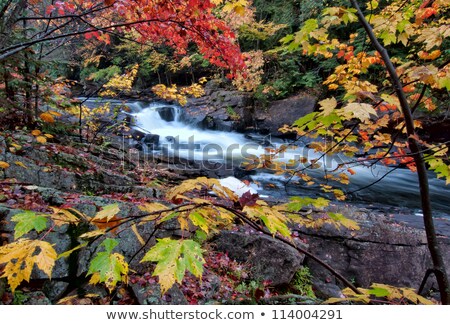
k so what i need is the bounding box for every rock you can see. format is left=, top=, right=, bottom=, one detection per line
left=312, top=280, right=344, bottom=300
left=143, top=134, right=160, bottom=146
left=157, top=106, right=176, bottom=122
left=253, top=93, right=317, bottom=136
left=22, top=291, right=52, bottom=305
left=130, top=283, right=188, bottom=305
left=297, top=205, right=449, bottom=289
left=43, top=281, right=70, bottom=302
left=131, top=129, right=146, bottom=141
left=213, top=230, right=305, bottom=286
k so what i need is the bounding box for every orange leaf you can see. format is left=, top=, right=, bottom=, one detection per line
left=31, top=130, right=42, bottom=136
left=36, top=136, right=47, bottom=144
left=40, top=112, right=55, bottom=123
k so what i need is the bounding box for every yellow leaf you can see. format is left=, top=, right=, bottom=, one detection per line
left=138, top=202, right=169, bottom=213
left=318, top=97, right=338, bottom=116
left=36, top=136, right=47, bottom=144
left=14, top=161, right=28, bottom=169
left=92, top=203, right=120, bottom=222
left=39, top=112, right=55, bottom=123
left=342, top=102, right=377, bottom=122
left=79, top=229, right=106, bottom=239
left=131, top=224, right=145, bottom=246
left=0, top=239, right=57, bottom=292
left=31, top=130, right=42, bottom=136
left=44, top=134, right=54, bottom=139
left=0, top=161, right=10, bottom=169
left=50, top=207, right=81, bottom=227
left=48, top=110, right=62, bottom=117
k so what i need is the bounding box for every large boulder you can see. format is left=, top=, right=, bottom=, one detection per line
left=297, top=204, right=450, bottom=289
left=213, top=230, right=305, bottom=286
left=253, top=93, right=317, bottom=136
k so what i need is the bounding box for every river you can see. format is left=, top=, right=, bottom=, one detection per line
left=82, top=98, right=450, bottom=221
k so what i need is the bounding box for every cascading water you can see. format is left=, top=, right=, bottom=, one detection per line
left=83, top=98, right=450, bottom=218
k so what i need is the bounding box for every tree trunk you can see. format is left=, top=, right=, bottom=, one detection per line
left=350, top=0, right=450, bottom=304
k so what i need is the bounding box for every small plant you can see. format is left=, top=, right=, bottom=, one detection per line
left=225, top=106, right=240, bottom=120
left=291, top=267, right=316, bottom=298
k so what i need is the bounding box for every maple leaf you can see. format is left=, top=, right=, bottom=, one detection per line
left=318, top=97, right=338, bottom=116
left=244, top=203, right=291, bottom=238
left=92, top=203, right=120, bottom=222
left=87, top=238, right=128, bottom=293
left=239, top=190, right=259, bottom=207
left=11, top=211, right=48, bottom=239
left=0, top=239, right=57, bottom=292
left=50, top=207, right=81, bottom=227
left=39, top=112, right=55, bottom=123
left=141, top=238, right=205, bottom=293
left=342, top=102, right=377, bottom=122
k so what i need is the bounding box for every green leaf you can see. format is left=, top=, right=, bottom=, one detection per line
left=287, top=197, right=330, bottom=211
left=380, top=31, right=397, bottom=46
left=293, top=112, right=318, bottom=128
left=368, top=287, right=389, bottom=297
left=244, top=205, right=291, bottom=237
left=11, top=211, right=48, bottom=240
left=328, top=213, right=360, bottom=230
left=189, top=211, right=209, bottom=234
left=141, top=238, right=205, bottom=293
left=368, top=0, right=379, bottom=10
left=87, top=238, right=128, bottom=293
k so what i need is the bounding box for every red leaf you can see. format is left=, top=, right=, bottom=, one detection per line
left=238, top=191, right=259, bottom=208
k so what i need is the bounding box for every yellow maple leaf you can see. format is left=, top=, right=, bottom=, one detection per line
left=342, top=103, right=377, bottom=122
left=318, top=97, right=338, bottom=116
left=0, top=239, right=57, bottom=292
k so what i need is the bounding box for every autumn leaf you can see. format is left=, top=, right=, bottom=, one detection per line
left=243, top=204, right=291, bottom=238
left=0, top=239, right=57, bottom=292
left=0, top=161, right=10, bottom=169
left=50, top=207, right=81, bottom=227
left=11, top=211, right=48, bottom=239
left=342, top=102, right=377, bottom=122
left=87, top=238, right=128, bottom=293
left=318, top=97, right=338, bottom=116
left=31, top=130, right=41, bottom=136
left=36, top=136, right=47, bottom=144
left=39, top=112, right=55, bottom=123
left=92, top=203, right=120, bottom=222
left=141, top=238, right=205, bottom=293
left=14, top=161, right=28, bottom=169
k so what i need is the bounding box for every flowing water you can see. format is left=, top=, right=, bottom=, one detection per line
left=83, top=98, right=450, bottom=219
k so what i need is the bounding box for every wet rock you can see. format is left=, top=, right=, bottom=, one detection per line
left=131, top=129, right=146, bottom=141
left=213, top=230, right=305, bottom=286
left=143, top=134, right=160, bottom=146
left=157, top=106, right=176, bottom=122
